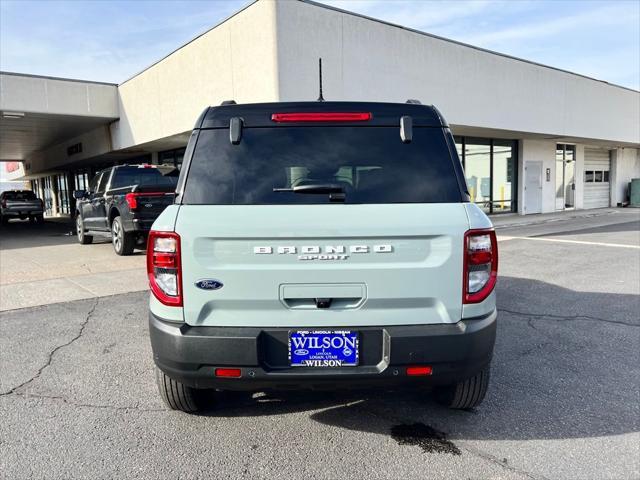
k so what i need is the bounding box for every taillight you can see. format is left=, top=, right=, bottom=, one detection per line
left=271, top=112, right=372, bottom=122
left=125, top=193, right=137, bottom=210
left=125, top=192, right=166, bottom=210
left=463, top=229, right=498, bottom=304
left=1, top=200, right=6, bottom=208
left=147, top=230, right=182, bottom=306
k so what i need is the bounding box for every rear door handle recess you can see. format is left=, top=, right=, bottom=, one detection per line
left=280, top=283, right=366, bottom=310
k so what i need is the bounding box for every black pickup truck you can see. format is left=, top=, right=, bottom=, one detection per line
left=74, top=164, right=178, bottom=255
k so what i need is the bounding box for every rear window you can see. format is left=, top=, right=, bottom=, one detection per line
left=182, top=127, right=462, bottom=204
left=110, top=166, right=178, bottom=190
left=3, top=191, right=36, bottom=200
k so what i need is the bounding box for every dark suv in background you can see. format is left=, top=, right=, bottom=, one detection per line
left=74, top=164, right=178, bottom=255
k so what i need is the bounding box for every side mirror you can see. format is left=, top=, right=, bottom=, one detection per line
left=73, top=190, right=87, bottom=199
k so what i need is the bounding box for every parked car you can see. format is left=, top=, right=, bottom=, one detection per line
left=148, top=101, right=498, bottom=413
left=74, top=164, right=178, bottom=255
left=0, top=190, right=44, bottom=224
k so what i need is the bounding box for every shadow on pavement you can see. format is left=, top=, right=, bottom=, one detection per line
left=534, top=220, right=640, bottom=238
left=193, top=276, right=639, bottom=442
left=0, top=218, right=82, bottom=250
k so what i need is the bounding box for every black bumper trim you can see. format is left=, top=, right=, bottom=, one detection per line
left=150, top=311, right=497, bottom=390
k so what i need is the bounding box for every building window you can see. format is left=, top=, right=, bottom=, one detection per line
left=454, top=136, right=518, bottom=214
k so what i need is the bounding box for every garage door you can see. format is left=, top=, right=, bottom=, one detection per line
left=584, top=149, right=611, bottom=209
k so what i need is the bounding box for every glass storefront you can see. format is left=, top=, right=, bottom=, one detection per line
left=454, top=136, right=518, bottom=214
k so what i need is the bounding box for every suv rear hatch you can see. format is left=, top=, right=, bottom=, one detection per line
left=175, top=104, right=470, bottom=328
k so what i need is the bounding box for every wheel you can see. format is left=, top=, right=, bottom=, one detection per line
left=36, top=214, right=44, bottom=224
left=111, top=216, right=134, bottom=255
left=76, top=215, right=93, bottom=244
left=435, top=366, right=490, bottom=409
left=155, top=367, right=199, bottom=413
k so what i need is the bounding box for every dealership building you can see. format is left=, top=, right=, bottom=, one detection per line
left=1, top=0, right=638, bottom=216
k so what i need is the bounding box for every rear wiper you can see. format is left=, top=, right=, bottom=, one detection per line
left=273, top=184, right=346, bottom=202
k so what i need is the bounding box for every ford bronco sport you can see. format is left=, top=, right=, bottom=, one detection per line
left=148, top=101, right=498, bottom=413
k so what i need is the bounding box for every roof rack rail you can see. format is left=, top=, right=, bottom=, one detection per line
left=406, top=99, right=422, bottom=104
left=220, top=100, right=237, bottom=105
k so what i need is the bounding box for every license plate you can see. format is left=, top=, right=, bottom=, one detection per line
left=288, top=330, right=359, bottom=367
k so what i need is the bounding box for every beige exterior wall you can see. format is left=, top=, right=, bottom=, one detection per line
left=23, top=126, right=112, bottom=176
left=111, top=0, right=279, bottom=151
left=274, top=0, right=639, bottom=146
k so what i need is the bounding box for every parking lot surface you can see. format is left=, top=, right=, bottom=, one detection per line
left=0, top=210, right=638, bottom=479
left=0, top=219, right=146, bottom=311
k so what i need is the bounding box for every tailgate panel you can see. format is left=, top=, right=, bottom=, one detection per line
left=177, top=204, right=469, bottom=327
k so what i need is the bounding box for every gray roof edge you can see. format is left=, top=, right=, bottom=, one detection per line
left=0, top=71, right=117, bottom=87
left=300, top=0, right=639, bottom=94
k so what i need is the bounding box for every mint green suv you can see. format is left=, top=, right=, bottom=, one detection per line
left=147, top=101, right=498, bottom=413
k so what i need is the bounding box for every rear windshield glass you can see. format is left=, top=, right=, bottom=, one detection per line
left=110, top=166, right=178, bottom=190
left=3, top=191, right=37, bottom=200
left=182, top=127, right=461, bottom=204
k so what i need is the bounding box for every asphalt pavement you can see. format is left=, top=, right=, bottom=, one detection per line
left=0, top=210, right=638, bottom=479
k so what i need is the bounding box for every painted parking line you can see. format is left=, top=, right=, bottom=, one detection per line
left=498, top=236, right=640, bottom=249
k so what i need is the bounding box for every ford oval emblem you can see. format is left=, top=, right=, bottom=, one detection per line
left=195, top=279, right=224, bottom=290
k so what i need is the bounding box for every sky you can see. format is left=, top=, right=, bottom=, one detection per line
left=0, top=0, right=638, bottom=90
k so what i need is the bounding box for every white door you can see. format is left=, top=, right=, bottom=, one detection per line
left=524, top=161, right=543, bottom=214
left=584, top=149, right=611, bottom=209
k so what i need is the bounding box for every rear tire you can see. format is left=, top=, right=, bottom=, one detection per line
left=155, top=367, right=199, bottom=413
left=111, top=216, right=134, bottom=255
left=435, top=366, right=490, bottom=409
left=76, top=215, right=93, bottom=244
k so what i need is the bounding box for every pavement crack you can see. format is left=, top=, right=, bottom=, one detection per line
left=499, top=307, right=638, bottom=327
left=0, top=298, right=99, bottom=397
left=11, top=391, right=165, bottom=413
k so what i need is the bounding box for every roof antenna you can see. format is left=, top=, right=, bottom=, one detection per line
left=317, top=58, right=325, bottom=101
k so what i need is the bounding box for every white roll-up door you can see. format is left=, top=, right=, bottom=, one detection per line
left=583, top=149, right=611, bottom=209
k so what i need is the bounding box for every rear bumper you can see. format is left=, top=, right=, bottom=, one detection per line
left=1, top=208, right=43, bottom=217
left=150, top=310, right=497, bottom=390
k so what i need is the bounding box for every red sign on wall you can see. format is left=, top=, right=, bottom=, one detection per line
left=5, top=162, right=20, bottom=173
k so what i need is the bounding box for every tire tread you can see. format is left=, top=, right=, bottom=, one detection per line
left=437, top=366, right=490, bottom=409
left=155, top=367, right=198, bottom=413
